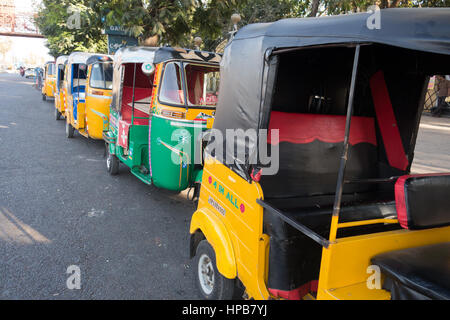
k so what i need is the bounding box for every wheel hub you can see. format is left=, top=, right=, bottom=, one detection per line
left=198, top=254, right=214, bottom=295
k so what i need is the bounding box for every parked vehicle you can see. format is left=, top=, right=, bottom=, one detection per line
left=24, top=67, right=35, bottom=78
left=104, top=46, right=221, bottom=193
left=41, top=61, right=56, bottom=100
left=64, top=53, right=113, bottom=139
left=189, top=8, right=450, bottom=300
left=54, top=55, right=69, bottom=120
left=64, top=52, right=113, bottom=139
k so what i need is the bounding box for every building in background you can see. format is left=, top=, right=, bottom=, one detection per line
left=0, top=0, right=52, bottom=71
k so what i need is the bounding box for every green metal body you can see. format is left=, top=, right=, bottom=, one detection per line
left=107, top=109, right=207, bottom=191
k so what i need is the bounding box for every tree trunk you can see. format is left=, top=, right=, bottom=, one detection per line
left=308, top=0, right=320, bottom=17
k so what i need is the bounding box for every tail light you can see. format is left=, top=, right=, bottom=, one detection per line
left=161, top=109, right=186, bottom=119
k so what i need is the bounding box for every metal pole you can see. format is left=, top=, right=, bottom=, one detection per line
left=131, top=63, right=137, bottom=124
left=329, top=44, right=361, bottom=243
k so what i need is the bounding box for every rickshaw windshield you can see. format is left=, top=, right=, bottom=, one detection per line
left=47, top=63, right=55, bottom=76
left=159, top=62, right=184, bottom=106
left=185, top=63, right=219, bottom=107
left=90, top=62, right=113, bottom=90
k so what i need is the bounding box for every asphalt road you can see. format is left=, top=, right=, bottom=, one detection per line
left=0, top=72, right=449, bottom=300
left=0, top=72, right=199, bottom=299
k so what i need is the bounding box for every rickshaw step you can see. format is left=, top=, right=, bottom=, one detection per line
left=131, top=167, right=152, bottom=185
left=78, top=129, right=88, bottom=138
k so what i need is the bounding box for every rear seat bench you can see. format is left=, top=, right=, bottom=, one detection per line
left=371, top=174, right=450, bottom=300
left=372, top=242, right=450, bottom=300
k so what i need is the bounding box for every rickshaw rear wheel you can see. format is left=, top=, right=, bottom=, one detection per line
left=194, top=240, right=235, bottom=300
left=55, top=108, right=61, bottom=120
left=42, top=94, right=46, bottom=101
left=106, top=145, right=119, bottom=175
left=65, top=121, right=74, bottom=138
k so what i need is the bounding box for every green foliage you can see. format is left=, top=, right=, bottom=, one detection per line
left=35, top=0, right=107, bottom=57
left=35, top=0, right=449, bottom=56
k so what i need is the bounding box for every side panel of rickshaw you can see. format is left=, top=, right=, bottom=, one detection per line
left=42, top=63, right=56, bottom=98
left=190, top=157, right=270, bottom=300
left=316, top=225, right=450, bottom=300
left=84, top=63, right=112, bottom=139
left=54, top=60, right=67, bottom=116
left=66, top=63, right=87, bottom=130
left=150, top=114, right=207, bottom=190
left=59, top=64, right=69, bottom=115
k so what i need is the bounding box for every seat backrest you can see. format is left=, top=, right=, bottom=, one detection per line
left=262, top=111, right=378, bottom=199
left=395, top=173, right=450, bottom=229
left=121, top=86, right=152, bottom=125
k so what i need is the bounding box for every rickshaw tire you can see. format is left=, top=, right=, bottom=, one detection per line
left=106, top=146, right=119, bottom=175
left=194, top=240, right=235, bottom=300
left=42, top=94, right=46, bottom=101
left=66, top=121, right=74, bottom=138
left=55, top=108, right=61, bottom=120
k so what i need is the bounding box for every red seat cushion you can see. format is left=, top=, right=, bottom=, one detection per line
left=121, top=86, right=152, bottom=125
left=267, top=111, right=377, bottom=146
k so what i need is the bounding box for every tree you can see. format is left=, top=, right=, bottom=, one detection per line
left=0, top=38, right=12, bottom=63
left=35, top=0, right=107, bottom=57
left=35, top=0, right=449, bottom=56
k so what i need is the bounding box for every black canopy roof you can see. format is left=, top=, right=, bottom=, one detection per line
left=113, top=46, right=221, bottom=65
left=86, top=54, right=113, bottom=65
left=213, top=8, right=450, bottom=175
left=233, top=8, right=450, bottom=55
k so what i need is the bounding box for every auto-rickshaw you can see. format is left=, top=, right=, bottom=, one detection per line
left=104, top=46, right=220, bottom=193
left=65, top=52, right=114, bottom=139
left=54, top=55, right=68, bottom=120
left=189, top=8, right=450, bottom=300
left=41, top=61, right=56, bottom=101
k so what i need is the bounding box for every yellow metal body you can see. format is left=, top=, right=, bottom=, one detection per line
left=190, top=156, right=270, bottom=300
left=66, top=62, right=112, bottom=139
left=317, top=225, right=450, bottom=300
left=54, top=59, right=68, bottom=116
left=42, top=63, right=56, bottom=98
left=83, top=64, right=112, bottom=139
left=191, top=158, right=450, bottom=300
left=54, top=85, right=65, bottom=114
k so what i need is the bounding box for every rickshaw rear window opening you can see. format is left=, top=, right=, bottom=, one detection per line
left=71, top=64, right=87, bottom=96
left=118, top=62, right=154, bottom=124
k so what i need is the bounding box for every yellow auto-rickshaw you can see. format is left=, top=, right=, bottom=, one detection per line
left=41, top=60, right=56, bottom=101
left=54, top=55, right=68, bottom=120
left=189, top=8, right=450, bottom=300
left=65, top=52, right=113, bottom=139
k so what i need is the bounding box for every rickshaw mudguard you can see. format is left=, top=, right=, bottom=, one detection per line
left=193, top=169, right=203, bottom=184
left=190, top=208, right=237, bottom=279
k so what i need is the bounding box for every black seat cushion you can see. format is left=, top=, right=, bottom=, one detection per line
left=262, top=112, right=378, bottom=199
left=395, top=174, right=450, bottom=230
left=371, top=242, right=450, bottom=300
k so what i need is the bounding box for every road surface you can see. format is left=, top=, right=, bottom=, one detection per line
left=0, top=72, right=449, bottom=299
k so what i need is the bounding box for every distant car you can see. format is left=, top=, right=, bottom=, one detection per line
left=24, top=68, right=36, bottom=78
